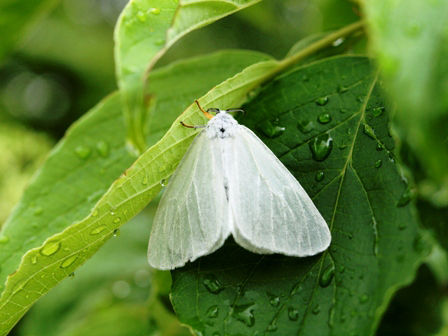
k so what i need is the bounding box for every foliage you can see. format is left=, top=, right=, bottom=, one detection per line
left=0, top=0, right=447, bottom=335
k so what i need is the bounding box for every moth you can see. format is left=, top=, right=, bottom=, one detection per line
left=148, top=101, right=331, bottom=270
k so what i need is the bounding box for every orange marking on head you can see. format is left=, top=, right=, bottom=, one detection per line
left=195, top=100, right=213, bottom=120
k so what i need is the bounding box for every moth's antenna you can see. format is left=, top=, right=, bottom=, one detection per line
left=226, top=108, right=245, bottom=115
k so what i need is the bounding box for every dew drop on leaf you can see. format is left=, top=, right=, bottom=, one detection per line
left=288, top=307, right=299, bottom=321
left=315, top=96, right=329, bottom=106
left=337, top=85, right=348, bottom=93
left=0, top=234, right=10, bottom=244
left=363, top=123, right=376, bottom=139
left=312, top=304, right=321, bottom=314
left=267, top=292, right=280, bottom=307
left=92, top=209, right=99, bottom=217
left=398, top=223, right=406, bottom=230
left=40, top=240, right=61, bottom=256
left=376, top=142, right=384, bottom=151
left=359, top=294, right=369, bottom=303
left=257, top=120, right=285, bottom=139
left=142, top=175, right=148, bottom=185
left=267, top=321, right=277, bottom=332
left=69, top=272, right=75, bottom=279
left=31, top=254, right=38, bottom=265
left=374, top=159, right=382, bottom=168
left=318, top=113, right=332, bottom=124
left=90, top=225, right=107, bottom=235
left=160, top=179, right=167, bottom=186
left=137, top=11, right=146, bottom=22
left=150, top=7, right=161, bottom=15
left=339, top=109, right=347, bottom=114
left=113, top=217, right=121, bottom=224
left=206, top=305, right=219, bottom=318
left=309, top=133, right=333, bottom=161
left=356, top=96, right=364, bottom=103
left=397, top=187, right=413, bottom=207
left=232, top=303, right=255, bottom=327
left=60, top=254, right=78, bottom=268
left=96, top=140, right=110, bottom=157
left=203, top=274, right=224, bottom=294
left=319, top=264, right=335, bottom=288
left=297, top=120, right=315, bottom=134
left=339, top=144, right=347, bottom=150
left=315, top=171, right=324, bottom=182
left=74, top=145, right=91, bottom=159
left=372, top=107, right=384, bottom=117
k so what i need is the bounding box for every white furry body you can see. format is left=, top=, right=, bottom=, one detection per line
left=148, top=110, right=331, bottom=270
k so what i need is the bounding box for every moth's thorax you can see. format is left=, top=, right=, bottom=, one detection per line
left=205, top=111, right=240, bottom=139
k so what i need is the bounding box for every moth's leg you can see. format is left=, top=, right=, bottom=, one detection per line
left=195, top=100, right=213, bottom=119
left=180, top=121, right=206, bottom=129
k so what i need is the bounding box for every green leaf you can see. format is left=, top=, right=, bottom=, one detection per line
left=0, top=50, right=270, bottom=334
left=362, top=0, right=448, bottom=184
left=0, top=0, right=58, bottom=60
left=170, top=56, right=426, bottom=335
left=114, top=0, right=261, bottom=152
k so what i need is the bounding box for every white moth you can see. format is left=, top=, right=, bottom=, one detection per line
left=148, top=101, right=331, bottom=270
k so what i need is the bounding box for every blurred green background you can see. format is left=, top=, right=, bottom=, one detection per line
left=1, top=0, right=447, bottom=335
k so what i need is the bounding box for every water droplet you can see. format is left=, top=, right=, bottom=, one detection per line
left=96, top=140, right=110, bottom=157
left=60, top=255, right=78, bottom=268
left=318, top=113, right=332, bottom=124
left=267, top=322, right=277, bottom=332
left=288, top=307, right=299, bottom=321
left=348, top=233, right=353, bottom=239
left=69, top=272, right=75, bottom=279
left=372, top=107, right=384, bottom=117
left=92, top=209, right=99, bottom=217
left=34, top=207, right=43, bottom=216
left=160, top=179, right=167, bottom=186
left=142, top=175, right=148, bottom=185
left=363, top=124, right=376, bottom=139
left=232, top=303, right=255, bottom=327
left=90, top=225, right=107, bottom=235
left=137, top=11, right=146, bottom=22
left=207, top=305, right=219, bottom=318
left=398, top=223, right=406, bottom=230
left=31, top=255, right=38, bottom=264
left=74, top=145, right=91, bottom=159
left=316, top=171, right=325, bottom=182
left=110, top=210, right=116, bottom=216
left=397, top=187, right=413, bottom=207
left=203, top=274, right=224, bottom=294
left=297, top=120, right=315, bottom=134
left=309, top=133, right=333, bottom=161
left=339, top=109, right=347, bottom=114
left=155, top=39, right=165, bottom=46
left=40, top=240, right=61, bottom=256
left=359, top=294, right=369, bottom=303
left=257, top=121, right=285, bottom=139
left=150, top=7, right=161, bottom=14
left=376, top=143, right=384, bottom=151
left=339, top=265, right=345, bottom=273
left=319, top=264, right=335, bottom=287
left=312, top=304, right=321, bottom=314
left=158, top=165, right=166, bottom=173
left=316, top=97, right=329, bottom=106
left=113, top=217, right=121, bottom=224
left=339, top=144, right=347, bottom=150
left=113, top=229, right=121, bottom=237
left=356, top=96, right=364, bottom=103
left=0, top=234, right=10, bottom=244
left=374, top=159, right=382, bottom=168
left=267, top=292, right=280, bottom=307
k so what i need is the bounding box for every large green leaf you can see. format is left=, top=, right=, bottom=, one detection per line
left=363, top=0, right=448, bottom=185
left=170, top=56, right=426, bottom=335
left=0, top=50, right=270, bottom=334
left=0, top=0, right=59, bottom=61
left=114, top=0, right=261, bottom=152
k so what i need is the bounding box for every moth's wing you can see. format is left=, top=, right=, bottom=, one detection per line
left=227, top=126, right=331, bottom=256
left=148, top=131, right=229, bottom=270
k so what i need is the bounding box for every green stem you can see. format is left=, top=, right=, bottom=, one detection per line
left=278, top=20, right=365, bottom=70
